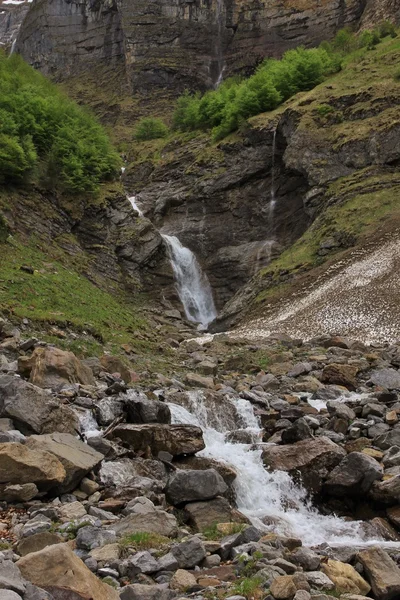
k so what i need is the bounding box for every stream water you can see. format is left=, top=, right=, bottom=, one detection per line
left=168, top=390, right=390, bottom=547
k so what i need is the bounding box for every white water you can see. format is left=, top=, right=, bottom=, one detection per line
left=74, top=407, right=99, bottom=439
left=9, top=38, right=17, bottom=56
left=169, top=390, right=388, bottom=547
left=269, top=128, right=277, bottom=225
left=162, top=235, right=217, bottom=329
left=128, top=195, right=144, bottom=218
left=214, top=0, right=225, bottom=88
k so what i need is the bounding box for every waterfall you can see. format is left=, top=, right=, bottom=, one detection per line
left=128, top=196, right=144, bottom=218
left=269, top=127, right=277, bottom=226
left=169, top=391, right=389, bottom=547
left=162, top=235, right=217, bottom=329
left=9, top=38, right=17, bottom=57
left=213, top=0, right=225, bottom=88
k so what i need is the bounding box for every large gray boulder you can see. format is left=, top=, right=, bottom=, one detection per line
left=358, top=547, right=400, bottom=600
left=124, top=390, right=171, bottom=424
left=0, top=560, right=26, bottom=594
left=111, top=424, right=205, bottom=456
left=166, top=468, right=227, bottom=504
left=324, top=452, right=383, bottom=497
left=171, top=536, right=206, bottom=568
left=370, top=368, right=400, bottom=390
left=0, top=375, right=78, bottom=435
left=25, top=433, right=103, bottom=493
left=374, top=429, right=400, bottom=450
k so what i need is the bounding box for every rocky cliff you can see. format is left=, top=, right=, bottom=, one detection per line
left=14, top=0, right=385, bottom=92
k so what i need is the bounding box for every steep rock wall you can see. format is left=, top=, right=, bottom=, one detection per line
left=15, top=0, right=377, bottom=92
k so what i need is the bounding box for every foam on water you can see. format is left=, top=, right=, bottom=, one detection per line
left=168, top=390, right=390, bottom=547
left=74, top=407, right=99, bottom=439
left=128, top=195, right=144, bottom=217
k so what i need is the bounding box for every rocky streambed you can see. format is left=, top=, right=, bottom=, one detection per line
left=2, top=318, right=400, bottom=599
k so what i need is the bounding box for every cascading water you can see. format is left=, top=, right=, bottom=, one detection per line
left=128, top=195, right=144, bottom=218
left=168, top=390, right=390, bottom=547
left=213, top=0, right=225, bottom=88
left=269, top=127, right=277, bottom=227
left=162, top=235, right=217, bottom=329
left=9, top=38, right=17, bottom=57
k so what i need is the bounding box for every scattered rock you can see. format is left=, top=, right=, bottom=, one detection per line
left=0, top=442, right=65, bottom=488
left=323, top=452, right=383, bottom=497
left=20, top=346, right=95, bottom=388
left=111, top=423, right=205, bottom=456
left=358, top=546, right=400, bottom=600
left=166, top=468, right=227, bottom=504
left=321, top=559, right=370, bottom=595
left=170, top=568, right=197, bottom=591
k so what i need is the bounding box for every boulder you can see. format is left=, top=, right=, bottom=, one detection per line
left=0, top=443, right=65, bottom=488
left=175, top=456, right=237, bottom=486
left=17, top=532, right=63, bottom=557
left=26, top=432, right=103, bottom=493
left=358, top=547, right=400, bottom=600
left=321, top=364, right=358, bottom=390
left=0, top=483, right=38, bottom=502
left=321, top=559, right=370, bottom=595
left=124, top=390, right=171, bottom=424
left=100, top=355, right=131, bottom=383
left=17, top=543, right=118, bottom=600
left=370, top=475, right=400, bottom=504
left=305, top=571, right=334, bottom=590
left=171, top=536, right=206, bottom=568
left=170, top=569, right=197, bottom=591
left=183, top=497, right=249, bottom=531
left=289, top=548, right=320, bottom=571
left=0, top=560, right=26, bottom=594
left=270, top=575, right=297, bottom=599
left=166, top=468, right=227, bottom=504
left=19, top=347, right=95, bottom=388
left=23, top=584, right=54, bottom=600
left=111, top=509, right=178, bottom=538
left=262, top=437, right=346, bottom=492
left=1, top=591, right=23, bottom=600
left=374, top=429, right=400, bottom=450
left=281, top=418, right=313, bottom=444
left=119, top=584, right=176, bottom=600
left=76, top=526, right=117, bottom=550
left=111, top=423, right=205, bottom=456
left=323, top=452, right=383, bottom=497
left=370, top=369, right=400, bottom=390
left=0, top=375, right=78, bottom=434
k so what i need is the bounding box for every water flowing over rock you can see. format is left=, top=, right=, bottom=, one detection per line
left=162, top=234, right=217, bottom=328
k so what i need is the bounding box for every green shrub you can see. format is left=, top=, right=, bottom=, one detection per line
left=359, top=30, right=381, bottom=50
left=232, top=576, right=263, bottom=599
left=394, top=68, right=400, bottom=82
left=0, top=51, right=120, bottom=192
left=378, top=20, right=398, bottom=39
left=316, top=103, right=334, bottom=116
left=134, top=117, right=169, bottom=141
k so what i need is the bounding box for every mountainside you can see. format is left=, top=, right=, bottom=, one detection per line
left=15, top=0, right=399, bottom=93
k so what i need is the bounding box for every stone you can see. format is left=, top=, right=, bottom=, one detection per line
left=370, top=369, right=400, bottom=390
left=17, top=531, right=63, bottom=556
left=270, top=575, right=297, bottom=599
left=90, top=543, right=121, bottom=562
left=58, top=500, right=87, bottom=521
left=157, top=552, right=179, bottom=571
left=358, top=547, right=400, bottom=600
left=326, top=401, right=356, bottom=420
left=111, top=510, right=178, bottom=538
left=0, top=560, right=26, bottom=594
left=184, top=497, right=248, bottom=531
left=17, top=543, right=119, bottom=599
left=100, top=355, right=131, bottom=383
left=1, top=592, right=23, bottom=600
left=24, top=583, right=54, bottom=600
left=262, top=437, right=346, bottom=492
left=111, top=423, right=205, bottom=456
left=369, top=517, right=400, bottom=542
left=26, top=432, right=103, bottom=493
left=370, top=475, right=400, bottom=503
left=0, top=442, right=65, bottom=488
left=387, top=505, right=400, bottom=529
left=323, top=452, right=383, bottom=497
left=95, top=398, right=125, bottom=426
left=171, top=536, right=207, bottom=568
left=119, top=584, right=176, bottom=600
left=166, top=468, right=227, bottom=504
left=0, top=375, right=78, bottom=434
left=185, top=373, right=214, bottom=388
left=374, top=429, right=400, bottom=450
left=80, top=477, right=100, bottom=495
left=305, top=571, right=335, bottom=590
left=290, top=547, right=320, bottom=571
left=321, top=364, right=358, bottom=391
left=125, top=389, right=171, bottom=424
left=175, top=455, right=237, bottom=486
left=76, top=526, right=117, bottom=550
left=170, top=569, right=197, bottom=591
left=321, top=559, right=370, bottom=595
left=20, top=347, right=95, bottom=388
left=0, top=483, right=38, bottom=502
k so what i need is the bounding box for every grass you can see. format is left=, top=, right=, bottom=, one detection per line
left=0, top=235, right=156, bottom=357
left=202, top=522, right=247, bottom=540
left=119, top=532, right=170, bottom=551
left=231, top=576, right=264, bottom=599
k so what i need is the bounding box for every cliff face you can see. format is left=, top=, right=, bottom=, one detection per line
left=0, top=0, right=30, bottom=49
left=14, top=0, right=379, bottom=92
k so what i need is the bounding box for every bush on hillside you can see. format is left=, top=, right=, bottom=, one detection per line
left=0, top=51, right=120, bottom=192
left=134, top=117, right=169, bottom=141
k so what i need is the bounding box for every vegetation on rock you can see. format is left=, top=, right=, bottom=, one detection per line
left=0, top=51, right=120, bottom=192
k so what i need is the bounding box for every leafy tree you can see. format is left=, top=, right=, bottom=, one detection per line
left=134, top=117, right=169, bottom=141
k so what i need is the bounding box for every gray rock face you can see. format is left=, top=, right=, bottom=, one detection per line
left=122, top=551, right=160, bottom=576
left=358, top=546, right=400, bottom=600
left=0, top=560, right=26, bottom=594
left=0, top=375, right=78, bottom=435
left=76, top=526, right=117, bottom=551
left=111, top=509, right=178, bottom=538
left=166, top=468, right=228, bottom=504
left=324, top=452, right=383, bottom=497
left=120, top=584, right=176, bottom=600
left=23, top=584, right=54, bottom=600
left=171, top=536, right=206, bottom=569
left=111, top=423, right=205, bottom=456
left=374, top=429, right=400, bottom=450
left=125, top=390, right=171, bottom=424
left=290, top=547, right=321, bottom=571
left=370, top=368, right=400, bottom=390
